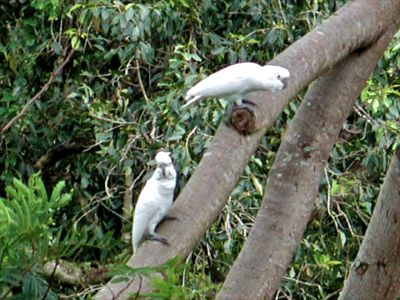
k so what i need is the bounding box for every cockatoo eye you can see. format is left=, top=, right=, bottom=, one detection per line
left=277, top=74, right=281, bottom=79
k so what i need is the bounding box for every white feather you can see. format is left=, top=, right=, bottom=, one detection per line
left=132, top=151, right=177, bottom=252
left=183, top=62, right=290, bottom=108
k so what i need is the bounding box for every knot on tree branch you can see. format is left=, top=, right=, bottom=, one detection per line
left=354, top=261, right=369, bottom=276
left=228, top=105, right=256, bottom=135
left=298, top=142, right=314, bottom=159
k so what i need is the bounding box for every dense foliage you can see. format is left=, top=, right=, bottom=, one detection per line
left=0, top=0, right=399, bottom=298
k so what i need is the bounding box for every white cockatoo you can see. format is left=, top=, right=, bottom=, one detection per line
left=132, top=151, right=177, bottom=252
left=183, top=62, right=290, bottom=108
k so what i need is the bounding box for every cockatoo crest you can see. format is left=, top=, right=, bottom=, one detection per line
left=155, top=151, right=172, bottom=166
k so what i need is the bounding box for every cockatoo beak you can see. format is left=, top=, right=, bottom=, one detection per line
left=281, top=78, right=288, bottom=89
left=182, top=98, right=197, bottom=109
left=161, top=164, right=167, bottom=177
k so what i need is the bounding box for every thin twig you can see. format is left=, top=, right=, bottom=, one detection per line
left=1, top=48, right=76, bottom=134
left=59, top=285, right=103, bottom=299
left=109, top=273, right=140, bottom=300
left=336, top=201, right=356, bottom=237
left=132, top=275, right=143, bottom=300
left=105, top=165, right=117, bottom=199
left=121, top=134, right=140, bottom=161
left=236, top=29, right=267, bottom=43
left=184, top=126, right=198, bottom=161
left=41, top=259, right=59, bottom=300
left=353, top=101, right=378, bottom=126
left=283, top=276, right=323, bottom=288
left=129, top=169, right=146, bottom=193
left=324, top=165, right=339, bottom=233
left=125, top=55, right=135, bottom=76
left=100, top=201, right=130, bottom=223
left=275, top=0, right=288, bottom=26
left=150, top=115, right=157, bottom=140
left=89, top=113, right=137, bottom=125
left=135, top=59, right=149, bottom=103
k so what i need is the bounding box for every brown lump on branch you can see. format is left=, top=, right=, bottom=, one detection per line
left=228, top=106, right=256, bottom=135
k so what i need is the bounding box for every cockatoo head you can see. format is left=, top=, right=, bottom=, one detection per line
left=155, top=151, right=173, bottom=177
left=260, top=65, right=290, bottom=91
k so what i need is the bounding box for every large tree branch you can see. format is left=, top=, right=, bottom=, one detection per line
left=339, top=149, right=400, bottom=299
left=231, top=0, right=400, bottom=134
left=1, top=48, right=75, bottom=135
left=95, top=0, right=400, bottom=298
left=35, top=139, right=96, bottom=171
left=217, top=24, right=398, bottom=300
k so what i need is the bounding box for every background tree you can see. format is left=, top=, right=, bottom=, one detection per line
left=339, top=149, right=400, bottom=299
left=0, top=0, right=399, bottom=299
left=218, top=23, right=398, bottom=300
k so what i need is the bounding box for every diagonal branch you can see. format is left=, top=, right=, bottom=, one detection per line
left=217, top=24, right=398, bottom=300
left=1, top=48, right=76, bottom=135
left=95, top=0, right=400, bottom=298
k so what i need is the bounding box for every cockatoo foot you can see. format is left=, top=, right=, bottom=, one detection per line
left=163, top=215, right=178, bottom=221
left=149, top=232, right=170, bottom=245
left=241, top=99, right=256, bottom=106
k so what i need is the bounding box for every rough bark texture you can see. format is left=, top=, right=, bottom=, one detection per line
left=217, top=25, right=398, bottom=300
left=95, top=0, right=400, bottom=298
left=339, top=150, right=400, bottom=300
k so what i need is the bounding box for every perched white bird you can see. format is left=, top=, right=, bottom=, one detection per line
left=132, top=151, right=177, bottom=252
left=183, top=62, right=290, bottom=108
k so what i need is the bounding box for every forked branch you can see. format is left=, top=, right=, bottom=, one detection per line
left=1, top=48, right=76, bottom=135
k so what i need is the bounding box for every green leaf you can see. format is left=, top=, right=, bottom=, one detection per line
left=211, top=46, right=226, bottom=56
left=372, top=99, right=380, bottom=113
left=49, top=181, right=65, bottom=204
left=251, top=175, right=263, bottom=195
left=52, top=42, right=63, bottom=55
left=67, top=3, right=83, bottom=18
left=71, top=36, right=81, bottom=49
left=338, top=230, right=346, bottom=247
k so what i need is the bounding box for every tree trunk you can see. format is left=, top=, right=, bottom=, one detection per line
left=217, top=25, right=398, bottom=300
left=95, top=1, right=400, bottom=298
left=339, top=149, right=400, bottom=299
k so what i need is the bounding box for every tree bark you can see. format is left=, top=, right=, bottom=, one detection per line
left=217, top=25, right=398, bottom=300
left=339, top=149, right=400, bottom=299
left=95, top=1, right=400, bottom=298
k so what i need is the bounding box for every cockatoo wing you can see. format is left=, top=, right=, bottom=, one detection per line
left=132, top=182, right=160, bottom=251
left=184, top=63, right=262, bottom=107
